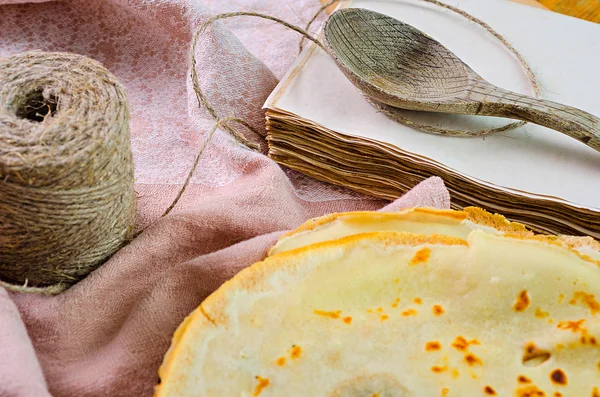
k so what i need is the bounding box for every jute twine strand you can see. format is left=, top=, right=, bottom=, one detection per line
left=161, top=116, right=246, bottom=217
left=299, top=0, right=339, bottom=53
left=188, top=12, right=324, bottom=149
left=0, top=52, right=136, bottom=294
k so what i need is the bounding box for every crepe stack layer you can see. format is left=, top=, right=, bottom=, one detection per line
left=155, top=207, right=600, bottom=397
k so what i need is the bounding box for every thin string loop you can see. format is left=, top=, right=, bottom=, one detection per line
left=161, top=116, right=246, bottom=217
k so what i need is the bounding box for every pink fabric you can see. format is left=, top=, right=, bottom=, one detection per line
left=0, top=0, right=451, bottom=396
left=0, top=0, right=48, bottom=3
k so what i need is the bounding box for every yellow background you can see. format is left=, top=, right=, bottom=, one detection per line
left=320, top=0, right=600, bottom=23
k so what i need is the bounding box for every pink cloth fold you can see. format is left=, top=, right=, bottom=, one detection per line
left=0, top=0, right=451, bottom=396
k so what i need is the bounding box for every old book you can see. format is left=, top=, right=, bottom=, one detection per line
left=264, top=0, right=600, bottom=237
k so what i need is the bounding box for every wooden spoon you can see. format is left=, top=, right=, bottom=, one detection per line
left=322, top=8, right=600, bottom=152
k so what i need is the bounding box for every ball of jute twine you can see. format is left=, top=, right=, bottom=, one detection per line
left=0, top=0, right=539, bottom=295
left=0, top=51, right=136, bottom=294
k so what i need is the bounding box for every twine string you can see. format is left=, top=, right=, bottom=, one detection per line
left=188, top=11, right=323, bottom=151
left=299, top=0, right=339, bottom=53
left=161, top=116, right=248, bottom=217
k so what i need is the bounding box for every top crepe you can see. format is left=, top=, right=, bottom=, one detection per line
left=155, top=208, right=600, bottom=397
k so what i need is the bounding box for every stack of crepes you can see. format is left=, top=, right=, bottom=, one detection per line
left=154, top=206, right=600, bottom=397
left=264, top=0, right=600, bottom=238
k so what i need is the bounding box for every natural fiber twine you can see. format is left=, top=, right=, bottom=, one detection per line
left=0, top=51, right=136, bottom=294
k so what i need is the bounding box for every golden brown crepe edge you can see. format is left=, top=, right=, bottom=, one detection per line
left=275, top=208, right=468, bottom=241
left=269, top=207, right=532, bottom=256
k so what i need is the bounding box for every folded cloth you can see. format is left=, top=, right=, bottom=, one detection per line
left=0, top=289, right=51, bottom=397
left=0, top=0, right=451, bottom=396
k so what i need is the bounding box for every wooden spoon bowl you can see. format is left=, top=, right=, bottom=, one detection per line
left=322, top=8, right=600, bottom=152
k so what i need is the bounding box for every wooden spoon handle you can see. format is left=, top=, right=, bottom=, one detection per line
left=472, top=82, right=600, bottom=152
